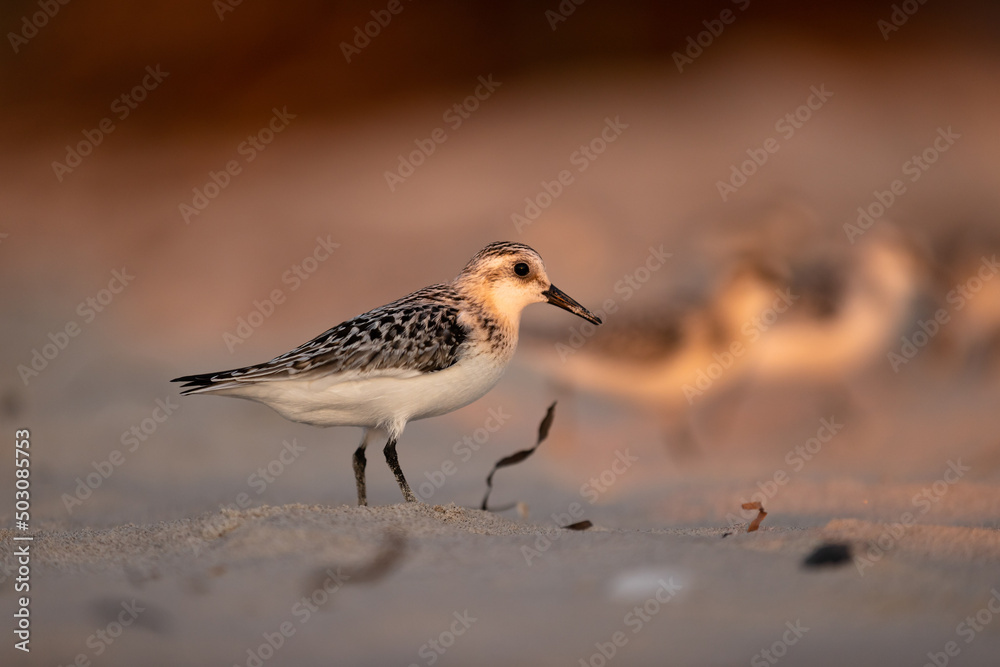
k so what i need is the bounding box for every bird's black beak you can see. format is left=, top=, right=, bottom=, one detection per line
left=542, top=284, right=602, bottom=325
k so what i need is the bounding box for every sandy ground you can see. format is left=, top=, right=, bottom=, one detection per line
left=3, top=499, right=1000, bottom=666
left=3, top=31, right=1000, bottom=666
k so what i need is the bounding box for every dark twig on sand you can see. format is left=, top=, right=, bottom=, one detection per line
left=481, top=401, right=557, bottom=511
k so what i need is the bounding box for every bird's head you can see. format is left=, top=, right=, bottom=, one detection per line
left=455, top=241, right=602, bottom=326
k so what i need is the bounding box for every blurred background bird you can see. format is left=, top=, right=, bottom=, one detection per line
left=524, top=217, right=944, bottom=465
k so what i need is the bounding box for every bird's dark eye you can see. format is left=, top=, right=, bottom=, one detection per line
left=514, top=262, right=530, bottom=277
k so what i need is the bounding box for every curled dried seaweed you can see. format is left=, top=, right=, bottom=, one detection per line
left=481, top=402, right=556, bottom=511
left=742, top=501, right=768, bottom=532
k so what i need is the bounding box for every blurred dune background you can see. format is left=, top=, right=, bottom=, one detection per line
left=3, top=1, right=1000, bottom=665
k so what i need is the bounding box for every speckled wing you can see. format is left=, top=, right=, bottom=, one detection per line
left=172, top=285, right=469, bottom=394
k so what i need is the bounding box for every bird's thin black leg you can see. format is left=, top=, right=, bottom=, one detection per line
left=353, top=432, right=369, bottom=506
left=383, top=437, right=416, bottom=503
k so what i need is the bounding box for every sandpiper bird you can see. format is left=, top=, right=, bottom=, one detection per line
left=172, top=241, right=601, bottom=505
